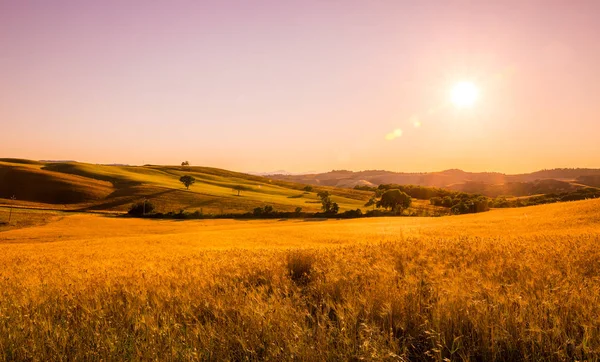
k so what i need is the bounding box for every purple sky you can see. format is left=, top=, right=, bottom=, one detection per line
left=1, top=0, right=599, bottom=173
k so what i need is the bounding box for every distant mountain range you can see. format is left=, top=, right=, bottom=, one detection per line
left=268, top=168, right=600, bottom=197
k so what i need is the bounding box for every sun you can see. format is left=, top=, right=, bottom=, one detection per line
left=450, top=81, right=479, bottom=108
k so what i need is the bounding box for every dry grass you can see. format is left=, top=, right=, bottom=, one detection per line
left=0, top=207, right=64, bottom=232
left=1, top=200, right=600, bottom=360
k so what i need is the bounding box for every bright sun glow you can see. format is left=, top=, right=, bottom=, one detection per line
left=451, top=81, right=479, bottom=108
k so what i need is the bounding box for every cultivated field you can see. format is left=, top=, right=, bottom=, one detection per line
left=1, top=200, right=599, bottom=360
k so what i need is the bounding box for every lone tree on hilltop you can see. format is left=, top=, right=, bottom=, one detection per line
left=377, top=189, right=411, bottom=213
left=179, top=175, right=196, bottom=190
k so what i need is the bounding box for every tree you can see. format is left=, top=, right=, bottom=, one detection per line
left=303, top=185, right=313, bottom=192
left=364, top=196, right=377, bottom=210
left=179, top=175, right=196, bottom=189
left=317, top=190, right=338, bottom=214
left=377, top=189, right=411, bottom=213
left=317, top=191, right=331, bottom=211
left=317, top=190, right=330, bottom=199
left=442, top=196, right=454, bottom=208
left=232, top=185, right=249, bottom=196
left=181, top=161, right=190, bottom=167
left=330, top=202, right=339, bottom=214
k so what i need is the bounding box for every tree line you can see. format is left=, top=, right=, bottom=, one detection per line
left=357, top=184, right=486, bottom=215
left=356, top=183, right=600, bottom=214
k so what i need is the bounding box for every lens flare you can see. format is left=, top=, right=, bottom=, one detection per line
left=451, top=81, right=479, bottom=108
left=385, top=128, right=403, bottom=141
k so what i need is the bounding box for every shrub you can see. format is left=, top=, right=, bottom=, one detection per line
left=286, top=251, right=316, bottom=286
left=128, top=201, right=155, bottom=216
left=365, top=209, right=387, bottom=217
left=339, top=208, right=362, bottom=218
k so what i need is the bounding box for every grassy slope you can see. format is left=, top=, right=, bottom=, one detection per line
left=0, top=160, right=373, bottom=213
left=0, top=162, right=114, bottom=204
left=0, top=199, right=599, bottom=359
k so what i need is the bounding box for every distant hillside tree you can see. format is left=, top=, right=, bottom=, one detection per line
left=317, top=190, right=329, bottom=199
left=329, top=202, right=339, bottom=214
left=232, top=185, right=250, bottom=196
left=179, top=175, right=196, bottom=189
left=317, top=190, right=339, bottom=214
left=181, top=161, right=190, bottom=167
left=303, top=185, right=313, bottom=192
left=377, top=189, right=412, bottom=213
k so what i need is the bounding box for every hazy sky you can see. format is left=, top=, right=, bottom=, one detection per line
left=1, top=1, right=599, bottom=173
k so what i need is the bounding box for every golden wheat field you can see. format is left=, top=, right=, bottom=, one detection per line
left=1, top=200, right=600, bottom=361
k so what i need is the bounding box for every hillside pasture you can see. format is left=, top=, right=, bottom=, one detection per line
left=0, top=160, right=372, bottom=214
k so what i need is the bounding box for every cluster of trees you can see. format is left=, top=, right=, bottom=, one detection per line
left=128, top=202, right=368, bottom=220
left=356, top=184, right=452, bottom=200
left=253, top=205, right=302, bottom=217
left=360, top=183, right=489, bottom=215
left=359, top=182, right=600, bottom=214
left=430, top=193, right=489, bottom=214
left=491, top=187, right=600, bottom=208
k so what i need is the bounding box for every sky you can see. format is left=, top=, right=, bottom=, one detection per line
left=1, top=0, right=599, bottom=174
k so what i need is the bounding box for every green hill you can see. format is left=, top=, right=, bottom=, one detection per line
left=0, top=160, right=372, bottom=214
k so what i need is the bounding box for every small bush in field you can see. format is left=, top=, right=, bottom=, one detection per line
left=128, top=201, right=155, bottom=216
left=286, top=251, right=316, bottom=285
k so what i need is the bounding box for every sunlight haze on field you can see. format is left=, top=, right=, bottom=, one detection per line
left=1, top=1, right=600, bottom=173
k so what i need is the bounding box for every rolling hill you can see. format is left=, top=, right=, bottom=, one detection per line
left=0, top=159, right=373, bottom=214
left=268, top=168, right=600, bottom=197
